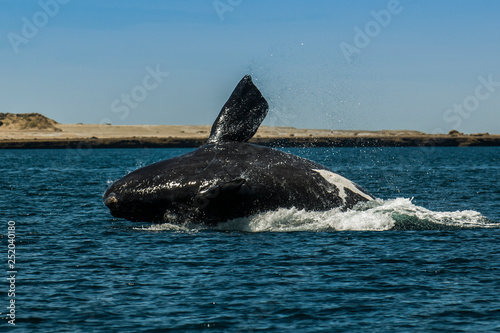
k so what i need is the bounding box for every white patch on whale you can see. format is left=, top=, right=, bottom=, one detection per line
left=312, top=169, right=373, bottom=204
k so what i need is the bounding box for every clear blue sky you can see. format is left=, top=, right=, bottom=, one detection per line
left=1, top=0, right=499, bottom=133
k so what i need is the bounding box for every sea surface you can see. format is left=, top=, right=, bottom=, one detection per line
left=1, top=146, right=500, bottom=332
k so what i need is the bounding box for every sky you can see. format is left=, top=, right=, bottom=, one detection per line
left=1, top=0, right=499, bottom=134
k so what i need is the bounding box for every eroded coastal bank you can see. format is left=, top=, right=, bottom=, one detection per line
left=1, top=113, right=498, bottom=149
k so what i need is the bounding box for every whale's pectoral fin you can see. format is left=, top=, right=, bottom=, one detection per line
left=207, top=75, right=269, bottom=144
left=194, top=179, right=246, bottom=208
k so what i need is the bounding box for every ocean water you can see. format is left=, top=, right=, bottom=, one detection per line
left=1, top=146, right=500, bottom=332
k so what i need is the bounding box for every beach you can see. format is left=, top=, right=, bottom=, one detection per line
left=0, top=113, right=498, bottom=148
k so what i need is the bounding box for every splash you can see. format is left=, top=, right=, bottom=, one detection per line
left=134, top=223, right=201, bottom=233
left=136, top=198, right=498, bottom=233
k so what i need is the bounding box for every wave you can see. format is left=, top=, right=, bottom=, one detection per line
left=136, top=198, right=499, bottom=233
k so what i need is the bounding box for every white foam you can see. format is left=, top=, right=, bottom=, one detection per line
left=133, top=223, right=201, bottom=233
left=218, top=199, right=497, bottom=232
left=216, top=200, right=393, bottom=232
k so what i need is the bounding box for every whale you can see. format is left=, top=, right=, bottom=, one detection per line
left=103, top=75, right=375, bottom=225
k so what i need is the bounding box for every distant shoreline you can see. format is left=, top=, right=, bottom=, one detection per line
left=1, top=123, right=499, bottom=148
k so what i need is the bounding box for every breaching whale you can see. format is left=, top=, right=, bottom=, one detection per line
left=103, top=75, right=375, bottom=225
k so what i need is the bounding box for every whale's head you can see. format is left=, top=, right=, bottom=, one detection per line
left=103, top=177, right=173, bottom=222
left=102, top=146, right=248, bottom=223
left=103, top=171, right=246, bottom=223
left=103, top=154, right=203, bottom=222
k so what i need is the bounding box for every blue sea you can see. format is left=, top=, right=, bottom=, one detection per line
left=1, top=146, right=500, bottom=332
